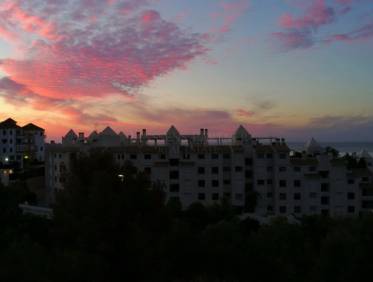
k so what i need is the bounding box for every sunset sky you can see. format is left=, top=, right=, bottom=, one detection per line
left=0, top=0, right=372, bottom=141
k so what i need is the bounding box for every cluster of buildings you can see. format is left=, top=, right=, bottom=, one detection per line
left=45, top=124, right=373, bottom=218
left=0, top=118, right=45, bottom=186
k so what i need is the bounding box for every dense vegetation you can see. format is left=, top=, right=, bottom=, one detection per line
left=1, top=151, right=373, bottom=282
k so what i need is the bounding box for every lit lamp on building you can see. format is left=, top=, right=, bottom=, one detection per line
left=118, top=174, right=125, bottom=183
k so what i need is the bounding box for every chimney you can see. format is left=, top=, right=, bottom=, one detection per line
left=136, top=131, right=140, bottom=143
left=142, top=129, right=147, bottom=137
left=204, top=129, right=208, bottom=137
left=78, top=132, right=84, bottom=142
left=200, top=128, right=204, bottom=135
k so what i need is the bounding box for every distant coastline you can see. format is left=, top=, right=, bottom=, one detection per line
left=288, top=142, right=373, bottom=155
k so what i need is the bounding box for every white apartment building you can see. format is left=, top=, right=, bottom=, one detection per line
left=45, top=125, right=373, bottom=217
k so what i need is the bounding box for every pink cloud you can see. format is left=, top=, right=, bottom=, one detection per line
left=272, top=30, right=314, bottom=51
left=325, top=22, right=373, bottom=43
left=279, top=0, right=335, bottom=31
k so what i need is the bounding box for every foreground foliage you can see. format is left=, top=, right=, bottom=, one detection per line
left=1, top=151, right=373, bottom=282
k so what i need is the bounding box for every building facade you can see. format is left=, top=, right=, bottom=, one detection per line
left=0, top=118, right=45, bottom=185
left=45, top=125, right=373, bottom=217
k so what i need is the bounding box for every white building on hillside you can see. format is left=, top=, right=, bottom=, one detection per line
left=45, top=126, right=373, bottom=217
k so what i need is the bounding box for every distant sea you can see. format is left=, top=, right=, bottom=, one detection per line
left=288, top=142, right=373, bottom=155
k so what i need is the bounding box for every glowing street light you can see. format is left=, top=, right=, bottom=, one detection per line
left=118, top=174, right=124, bottom=182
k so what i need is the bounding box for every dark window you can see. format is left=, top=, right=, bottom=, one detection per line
left=3, top=148, right=6, bottom=153
left=257, top=179, right=265, bottom=185
left=279, top=206, right=287, bottom=213
left=320, top=171, right=329, bottom=178
left=267, top=205, right=273, bottom=212
left=257, top=153, right=264, bottom=159
left=144, top=167, right=151, bottom=174
left=321, top=183, right=330, bottom=192
left=279, top=153, right=287, bottom=159
left=294, top=206, right=301, bottom=213
left=279, top=193, right=287, bottom=200
left=169, top=159, right=179, bottom=166
left=279, top=166, right=286, bottom=172
left=245, top=170, right=253, bottom=178
left=224, top=192, right=231, bottom=198
left=211, top=153, right=219, bottom=159
left=198, top=167, right=205, bottom=174
left=198, top=154, right=205, bottom=159
left=309, top=192, right=317, bottom=198
left=212, top=180, right=219, bottom=187
left=169, top=171, right=179, bottom=179
left=347, top=192, right=355, bottom=200
left=223, top=166, right=231, bottom=172
left=294, top=166, right=301, bottom=172
left=309, top=166, right=316, bottom=172
left=130, top=154, right=137, bottom=160
left=267, top=192, right=273, bottom=198
left=279, top=180, right=287, bottom=187
left=267, top=153, right=273, bottom=159
left=348, top=179, right=355, bottom=184
left=245, top=182, right=253, bottom=190
left=144, top=154, right=152, bottom=160
left=183, top=153, right=190, bottom=159
left=160, top=154, right=166, bottom=159
left=223, top=153, right=231, bottom=159
left=235, top=193, right=243, bottom=200
left=321, top=196, right=330, bottom=205
left=245, top=158, right=253, bottom=165
left=348, top=206, right=355, bottom=213
left=267, top=166, right=273, bottom=172
left=198, top=180, right=205, bottom=187
left=294, top=193, right=301, bottom=200
left=198, top=193, right=206, bottom=200
left=170, top=184, right=179, bottom=192
left=294, top=180, right=301, bottom=187
left=267, top=179, right=273, bottom=185
left=212, top=193, right=219, bottom=200
left=224, top=179, right=231, bottom=185
left=211, top=167, right=219, bottom=174
left=235, top=166, right=243, bottom=172
left=321, top=209, right=329, bottom=216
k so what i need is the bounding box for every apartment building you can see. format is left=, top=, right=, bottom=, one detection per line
left=0, top=118, right=45, bottom=186
left=45, top=125, right=373, bottom=217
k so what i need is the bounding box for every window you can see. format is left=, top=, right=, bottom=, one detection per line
left=321, top=209, right=329, bottom=216
left=267, top=179, right=273, bottom=185
left=169, top=159, right=179, bottom=166
left=198, top=153, right=205, bottom=159
left=198, top=167, right=205, bottom=174
left=348, top=206, right=355, bottom=213
left=245, top=170, right=253, bottom=178
left=279, top=206, right=287, bottom=213
left=257, top=153, right=264, bottom=159
left=279, top=193, right=287, bottom=200
left=279, top=167, right=287, bottom=172
left=130, top=154, right=137, bottom=160
left=294, top=180, right=301, bottom=187
left=212, top=180, right=219, bottom=187
left=279, top=153, right=287, bottom=159
left=235, top=193, right=243, bottom=200
left=198, top=180, right=205, bottom=187
left=279, top=180, right=287, bottom=187
left=294, top=166, right=301, bottom=172
left=294, top=193, right=301, bottom=200
left=144, top=167, right=151, bottom=174
left=321, top=196, right=330, bottom=205
left=267, top=192, right=273, bottom=198
left=309, top=192, right=318, bottom=198
left=183, top=153, right=190, bottom=159
left=160, top=153, right=166, bottom=159
left=309, top=166, right=316, bottom=172
left=223, top=153, right=231, bottom=159
left=347, top=179, right=355, bottom=184
left=267, top=166, right=273, bottom=172
left=267, top=205, right=274, bottom=212
left=245, top=158, right=253, bottom=165
left=223, top=166, right=231, bottom=172
left=347, top=192, right=355, bottom=200
left=267, top=153, right=273, bottom=159
left=211, top=167, right=219, bottom=174
left=257, top=179, right=265, bottom=185
left=245, top=182, right=253, bottom=190
left=224, top=192, right=231, bottom=198
left=235, top=166, right=243, bottom=172
left=211, top=153, right=219, bottom=159
left=294, top=206, right=301, bottom=213
left=144, top=154, right=152, bottom=160
left=223, top=179, right=231, bottom=185
left=170, top=184, right=179, bottom=192
left=198, top=193, right=206, bottom=200
left=321, top=183, right=330, bottom=192
left=212, top=193, right=219, bottom=200
left=169, top=171, right=179, bottom=179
